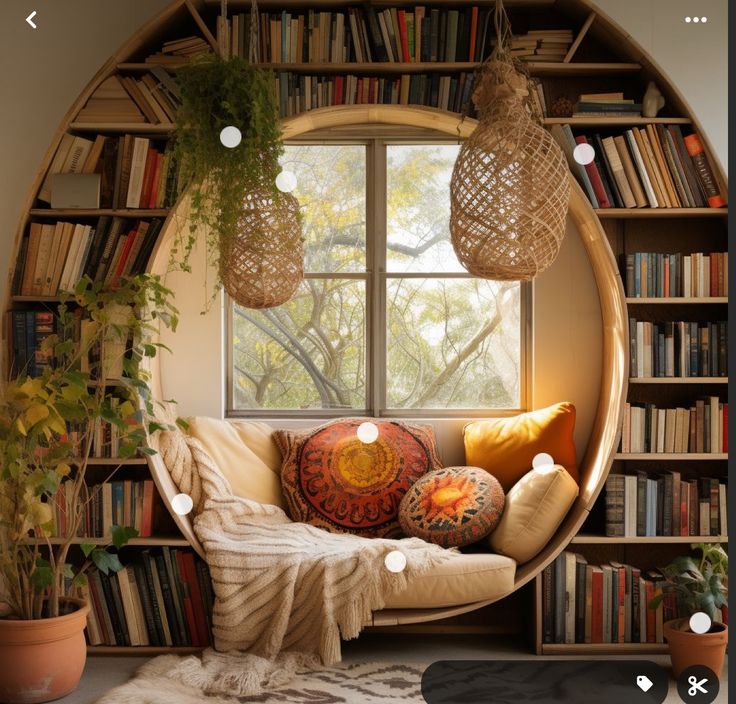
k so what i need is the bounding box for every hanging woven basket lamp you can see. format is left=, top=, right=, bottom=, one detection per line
left=450, top=0, right=570, bottom=281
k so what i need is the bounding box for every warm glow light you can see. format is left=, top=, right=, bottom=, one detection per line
left=384, top=550, right=407, bottom=573
left=275, top=170, right=298, bottom=192
left=219, top=125, right=242, bottom=148
left=171, top=493, right=194, bottom=516
left=357, top=421, right=379, bottom=444
left=532, top=453, right=555, bottom=470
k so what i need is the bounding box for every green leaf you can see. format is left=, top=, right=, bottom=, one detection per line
left=63, top=563, right=75, bottom=579
left=80, top=542, right=96, bottom=558
left=72, top=572, right=88, bottom=588
left=30, top=557, right=53, bottom=590
left=111, top=524, right=139, bottom=549
left=90, top=549, right=123, bottom=575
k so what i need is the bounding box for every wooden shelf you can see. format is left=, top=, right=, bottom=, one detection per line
left=595, top=207, right=727, bottom=218
left=75, top=457, right=149, bottom=465
left=545, top=117, right=691, bottom=126
left=88, top=645, right=203, bottom=656
left=69, top=123, right=175, bottom=134
left=615, top=453, right=727, bottom=460
left=629, top=377, right=727, bottom=384
left=626, top=297, right=727, bottom=304
left=205, top=0, right=557, bottom=8
left=29, top=209, right=170, bottom=217
left=541, top=643, right=669, bottom=655
left=572, top=535, right=727, bottom=544
left=11, top=295, right=63, bottom=303
left=22, top=536, right=191, bottom=546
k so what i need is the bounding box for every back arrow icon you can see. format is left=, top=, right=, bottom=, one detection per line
left=26, top=11, right=37, bottom=29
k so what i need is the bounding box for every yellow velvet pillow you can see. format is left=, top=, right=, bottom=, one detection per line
left=463, top=403, right=578, bottom=492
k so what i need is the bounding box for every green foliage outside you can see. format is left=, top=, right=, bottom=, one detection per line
left=0, top=275, right=178, bottom=620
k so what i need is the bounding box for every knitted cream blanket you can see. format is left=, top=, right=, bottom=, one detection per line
left=157, top=430, right=448, bottom=664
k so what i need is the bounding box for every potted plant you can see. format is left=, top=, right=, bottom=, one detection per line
left=652, top=543, right=728, bottom=678
left=0, top=274, right=178, bottom=704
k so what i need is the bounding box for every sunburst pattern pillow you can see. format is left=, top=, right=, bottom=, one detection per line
left=398, top=466, right=505, bottom=547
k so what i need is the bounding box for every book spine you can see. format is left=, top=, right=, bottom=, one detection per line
left=683, top=134, right=726, bottom=207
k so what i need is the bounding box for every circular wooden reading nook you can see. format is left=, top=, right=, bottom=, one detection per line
left=2, top=0, right=726, bottom=657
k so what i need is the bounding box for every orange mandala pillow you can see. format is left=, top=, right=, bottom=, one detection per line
left=463, top=402, right=578, bottom=492
left=273, top=419, right=442, bottom=538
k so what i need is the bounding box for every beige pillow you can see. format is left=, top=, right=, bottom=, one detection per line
left=186, top=417, right=284, bottom=508
left=489, top=464, right=578, bottom=564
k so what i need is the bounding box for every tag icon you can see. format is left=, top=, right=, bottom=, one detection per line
left=636, top=675, right=654, bottom=693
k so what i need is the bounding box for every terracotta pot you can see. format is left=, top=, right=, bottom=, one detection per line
left=0, top=598, right=89, bottom=704
left=663, top=617, right=728, bottom=678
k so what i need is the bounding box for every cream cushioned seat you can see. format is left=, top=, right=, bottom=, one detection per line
left=384, top=551, right=516, bottom=609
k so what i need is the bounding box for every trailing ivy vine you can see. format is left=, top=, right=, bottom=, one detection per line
left=172, top=55, right=283, bottom=287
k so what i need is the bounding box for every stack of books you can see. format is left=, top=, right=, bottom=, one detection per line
left=605, top=472, right=727, bottom=537
left=51, top=479, right=157, bottom=539
left=620, top=398, right=728, bottom=454
left=75, top=76, right=147, bottom=124
left=222, top=7, right=506, bottom=64
left=552, top=125, right=726, bottom=209
left=624, top=252, right=729, bottom=298
left=275, top=71, right=475, bottom=117
left=13, top=217, right=165, bottom=297
left=572, top=92, right=641, bottom=118
left=82, top=548, right=214, bottom=647
left=508, top=29, right=573, bottom=62
left=143, top=36, right=213, bottom=66
left=628, top=318, right=727, bottom=378
left=543, top=552, right=675, bottom=645
left=114, top=69, right=180, bottom=125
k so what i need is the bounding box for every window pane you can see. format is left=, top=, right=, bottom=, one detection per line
left=232, top=279, right=366, bottom=410
left=386, top=144, right=464, bottom=273
left=386, top=278, right=521, bottom=409
left=280, top=144, right=366, bottom=273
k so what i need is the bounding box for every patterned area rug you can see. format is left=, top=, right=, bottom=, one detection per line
left=95, top=651, right=427, bottom=704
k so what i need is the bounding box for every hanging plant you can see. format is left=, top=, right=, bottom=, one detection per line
left=450, top=0, right=569, bottom=281
left=172, top=53, right=302, bottom=307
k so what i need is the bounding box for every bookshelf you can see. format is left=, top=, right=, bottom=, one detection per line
left=2, top=0, right=726, bottom=658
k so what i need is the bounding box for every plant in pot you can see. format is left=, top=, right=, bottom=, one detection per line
left=651, top=543, right=728, bottom=678
left=0, top=274, right=178, bottom=704
left=172, top=54, right=303, bottom=309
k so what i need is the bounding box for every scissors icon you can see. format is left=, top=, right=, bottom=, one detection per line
left=688, top=675, right=708, bottom=696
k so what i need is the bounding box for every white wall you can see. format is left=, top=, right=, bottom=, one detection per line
left=0, top=0, right=728, bottom=453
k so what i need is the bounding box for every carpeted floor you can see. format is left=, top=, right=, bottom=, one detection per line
left=55, top=634, right=728, bottom=703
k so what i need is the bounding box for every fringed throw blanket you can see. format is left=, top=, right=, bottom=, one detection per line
left=156, top=430, right=448, bottom=665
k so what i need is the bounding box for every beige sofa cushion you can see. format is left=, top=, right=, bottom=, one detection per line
left=186, top=417, right=284, bottom=509
left=489, top=463, right=578, bottom=564
left=384, top=552, right=516, bottom=609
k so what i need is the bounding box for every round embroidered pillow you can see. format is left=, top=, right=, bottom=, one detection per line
left=398, top=466, right=505, bottom=548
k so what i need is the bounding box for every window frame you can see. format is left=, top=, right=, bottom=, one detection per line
left=226, top=133, right=531, bottom=419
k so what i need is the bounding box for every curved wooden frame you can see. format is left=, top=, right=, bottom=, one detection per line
left=147, top=104, right=628, bottom=626
left=2, top=0, right=726, bottom=629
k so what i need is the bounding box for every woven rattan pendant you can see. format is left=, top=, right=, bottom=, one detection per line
left=220, top=0, right=304, bottom=309
left=450, top=1, right=569, bottom=281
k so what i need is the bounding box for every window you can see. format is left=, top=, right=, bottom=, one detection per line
left=228, top=137, right=527, bottom=416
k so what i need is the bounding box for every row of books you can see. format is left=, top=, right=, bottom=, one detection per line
left=628, top=319, right=727, bottom=378
left=40, top=133, right=179, bottom=210
left=572, top=91, right=641, bottom=118
left=623, top=252, right=728, bottom=299
left=81, top=548, right=213, bottom=647
left=13, top=217, right=164, bottom=297
left=620, top=399, right=728, bottom=455
left=8, top=311, right=55, bottom=377
left=75, top=72, right=180, bottom=126
left=51, top=480, right=156, bottom=539
left=542, top=552, right=730, bottom=645
left=219, top=7, right=511, bottom=65
left=143, top=35, right=213, bottom=66
left=605, top=473, right=727, bottom=537
left=275, top=71, right=475, bottom=117
left=552, top=124, right=726, bottom=209
left=507, top=29, right=573, bottom=62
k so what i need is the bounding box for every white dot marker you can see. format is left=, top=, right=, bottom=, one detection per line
left=219, top=125, right=242, bottom=149
left=573, top=143, right=595, bottom=166
left=384, top=550, right=407, bottom=573
left=689, top=611, right=712, bottom=634
left=685, top=16, right=692, bottom=23
left=532, top=452, right=555, bottom=469
left=357, top=421, right=379, bottom=444
left=275, top=170, right=298, bottom=193
left=171, top=493, right=194, bottom=516
left=701, top=16, right=708, bottom=23
left=693, top=16, right=700, bottom=22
